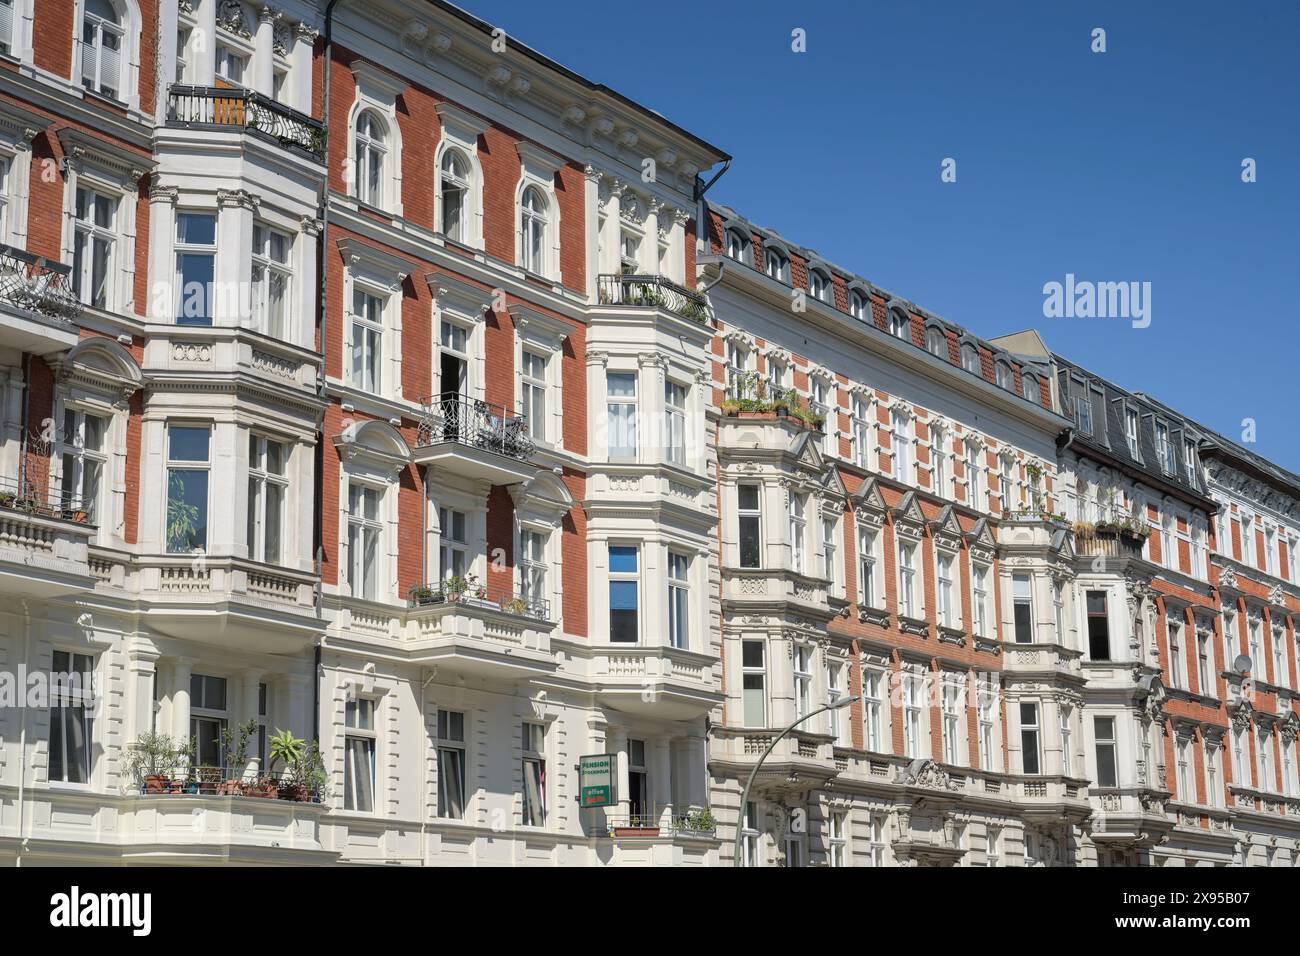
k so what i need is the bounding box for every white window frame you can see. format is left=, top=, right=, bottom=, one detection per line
left=247, top=433, right=288, bottom=565
left=251, top=221, right=293, bottom=340
left=343, top=696, right=377, bottom=813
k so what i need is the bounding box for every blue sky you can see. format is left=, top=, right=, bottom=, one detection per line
left=476, top=0, right=1300, bottom=471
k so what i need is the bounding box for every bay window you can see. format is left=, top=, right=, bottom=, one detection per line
left=741, top=640, right=766, bottom=727
left=667, top=551, right=690, bottom=649
left=188, top=674, right=227, bottom=768
left=1094, top=716, right=1117, bottom=787
left=793, top=643, right=812, bottom=718
left=1020, top=702, right=1041, bottom=775
left=1012, top=573, right=1033, bottom=643
left=664, top=379, right=687, bottom=465
left=737, top=483, right=762, bottom=568
left=166, top=425, right=210, bottom=553
left=607, top=372, right=637, bottom=460
left=438, top=507, right=468, bottom=582
left=174, top=212, right=216, bottom=326
left=608, top=544, right=639, bottom=642
left=789, top=493, right=807, bottom=574
left=247, top=434, right=287, bottom=564
left=251, top=223, right=292, bottom=339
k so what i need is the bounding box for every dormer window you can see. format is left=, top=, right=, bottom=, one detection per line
left=1124, top=407, right=1140, bottom=457
left=995, top=362, right=1014, bottom=390
left=925, top=327, right=946, bottom=357
left=726, top=228, right=750, bottom=264
left=1023, top=374, right=1042, bottom=406
left=961, top=343, right=980, bottom=373
left=809, top=268, right=831, bottom=303
left=849, top=289, right=870, bottom=320
left=1183, top=438, right=1197, bottom=484
left=1156, top=422, right=1174, bottom=474
left=888, top=307, right=909, bottom=340
left=764, top=247, right=789, bottom=282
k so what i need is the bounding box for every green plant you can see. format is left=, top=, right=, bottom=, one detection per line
left=166, top=473, right=201, bottom=552
left=220, top=719, right=258, bottom=774
left=125, top=732, right=182, bottom=781
left=679, top=299, right=709, bottom=323
left=0, top=490, right=14, bottom=508
left=267, top=728, right=306, bottom=774
left=442, top=572, right=482, bottom=598
left=502, top=596, right=529, bottom=614
left=720, top=398, right=741, bottom=416
left=683, top=807, right=716, bottom=832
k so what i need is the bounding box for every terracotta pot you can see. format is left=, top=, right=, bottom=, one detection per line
left=144, top=774, right=167, bottom=794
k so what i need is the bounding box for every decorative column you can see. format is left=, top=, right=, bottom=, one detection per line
left=292, top=23, right=317, bottom=115
left=607, top=727, right=629, bottom=822
left=583, top=165, right=600, bottom=300
left=171, top=657, right=195, bottom=743
left=123, top=634, right=160, bottom=749
left=242, top=669, right=263, bottom=773
left=193, top=0, right=218, bottom=83
left=215, top=188, right=258, bottom=328
left=254, top=7, right=277, bottom=97
left=651, top=736, right=673, bottom=826
left=147, top=185, right=179, bottom=323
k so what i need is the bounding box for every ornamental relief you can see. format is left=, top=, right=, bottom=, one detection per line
left=173, top=342, right=213, bottom=363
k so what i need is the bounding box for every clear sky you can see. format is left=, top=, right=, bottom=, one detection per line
left=473, top=0, right=1300, bottom=471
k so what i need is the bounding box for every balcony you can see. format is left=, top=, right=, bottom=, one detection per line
left=0, top=244, right=82, bottom=354
left=405, top=581, right=557, bottom=678
left=721, top=567, right=834, bottom=620
left=0, top=476, right=94, bottom=598
left=588, top=644, right=720, bottom=720
left=1014, top=776, right=1093, bottom=825
left=596, top=274, right=712, bottom=324
left=711, top=728, right=839, bottom=794
left=1003, top=642, right=1085, bottom=681
left=413, top=396, right=537, bottom=485
left=1074, top=522, right=1149, bottom=561
left=166, top=85, right=326, bottom=163
left=127, top=554, right=322, bottom=653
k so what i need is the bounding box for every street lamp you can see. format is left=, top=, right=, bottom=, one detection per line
left=732, top=694, right=860, bottom=867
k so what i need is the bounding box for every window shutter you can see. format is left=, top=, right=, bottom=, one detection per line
left=100, top=39, right=121, bottom=95
left=81, top=34, right=98, bottom=87
left=0, top=0, right=14, bottom=55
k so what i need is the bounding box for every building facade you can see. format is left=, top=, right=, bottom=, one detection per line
left=0, top=0, right=1297, bottom=866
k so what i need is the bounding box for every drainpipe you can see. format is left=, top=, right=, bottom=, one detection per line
left=14, top=599, right=30, bottom=866
left=692, top=160, right=730, bottom=263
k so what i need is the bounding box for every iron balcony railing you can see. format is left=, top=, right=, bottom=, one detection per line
left=408, top=581, right=551, bottom=621
left=166, top=85, right=326, bottom=162
left=605, top=807, right=717, bottom=837
left=597, top=273, right=712, bottom=324
left=0, top=474, right=90, bottom=523
left=0, top=245, right=81, bottom=322
left=415, top=395, right=535, bottom=461
left=132, top=765, right=322, bottom=802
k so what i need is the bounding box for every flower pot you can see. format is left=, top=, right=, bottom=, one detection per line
left=144, top=774, right=167, bottom=794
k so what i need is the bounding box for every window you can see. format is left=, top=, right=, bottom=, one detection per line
left=740, top=801, right=760, bottom=866
left=1176, top=737, right=1191, bottom=801
left=822, top=517, right=839, bottom=589
left=725, top=228, right=750, bottom=263
left=251, top=224, right=292, bottom=339
left=1156, top=423, right=1174, bottom=473
left=851, top=395, right=871, bottom=468
left=1075, top=394, right=1093, bottom=435
left=189, top=674, right=227, bottom=768
left=627, top=739, right=649, bottom=823
left=343, top=698, right=376, bottom=812
left=810, top=377, right=830, bottom=450
left=891, top=409, right=910, bottom=482
left=1272, top=626, right=1286, bottom=689
left=789, top=493, right=807, bottom=574
left=247, top=435, right=286, bottom=564
left=1023, top=375, right=1041, bottom=406
left=904, top=674, right=923, bottom=758
left=166, top=425, right=209, bottom=553
left=1124, top=407, right=1140, bottom=457
left=942, top=679, right=961, bottom=764
left=81, top=0, right=124, bottom=98
left=742, top=640, right=766, bottom=727
left=961, top=343, right=979, bottom=373
left=849, top=289, right=869, bottom=320
left=520, top=185, right=548, bottom=274
left=898, top=541, right=917, bottom=618
left=999, top=457, right=1015, bottom=511
left=826, top=661, right=845, bottom=742
left=255, top=682, right=268, bottom=768
left=1052, top=581, right=1065, bottom=644
left=608, top=544, right=639, bottom=642
left=436, top=709, right=466, bottom=819
left=972, top=563, right=990, bottom=637
left=1012, top=574, right=1033, bottom=644
left=521, top=349, right=548, bottom=442
left=863, top=670, right=884, bottom=752
left=1207, top=745, right=1221, bottom=807
left=519, top=527, right=546, bottom=608
left=0, top=0, right=15, bottom=58
left=766, top=356, right=787, bottom=396
left=1060, top=706, right=1073, bottom=776
left=793, top=644, right=812, bottom=719
left=1197, top=631, right=1212, bottom=695
left=725, top=340, right=750, bottom=399
left=606, top=372, right=637, bottom=460
left=888, top=308, right=908, bottom=340
left=866, top=814, right=886, bottom=866
left=978, top=681, right=996, bottom=771
left=1094, top=716, right=1117, bottom=788
left=346, top=484, right=381, bottom=600
left=521, top=722, right=546, bottom=827
left=215, top=43, right=246, bottom=85
left=1087, top=590, right=1111, bottom=660
left=1167, top=620, right=1183, bottom=688
left=926, top=327, right=946, bottom=357
left=174, top=212, right=216, bottom=325
left=354, top=110, right=387, bottom=206
left=60, top=409, right=107, bottom=524
left=664, top=380, right=687, bottom=466
left=737, top=483, right=762, bottom=569
left=986, top=828, right=1001, bottom=867
left=965, top=442, right=982, bottom=508
left=1183, top=438, right=1197, bottom=484
left=349, top=288, right=384, bottom=393
left=808, top=268, right=831, bottom=303
left=438, top=507, right=468, bottom=581
left=827, top=811, right=847, bottom=867
left=857, top=526, right=877, bottom=607
left=937, top=553, right=956, bottom=628
left=995, top=362, right=1014, bottom=390
left=72, top=185, right=115, bottom=309
left=618, top=230, right=640, bottom=274
left=667, top=551, right=690, bottom=650
left=931, top=426, right=947, bottom=495
left=1020, top=702, right=1041, bottom=775
left=0, top=154, right=9, bottom=238
left=439, top=149, right=470, bottom=241
left=49, top=650, right=95, bottom=784
left=1232, top=725, right=1246, bottom=787
left=1258, top=728, right=1272, bottom=790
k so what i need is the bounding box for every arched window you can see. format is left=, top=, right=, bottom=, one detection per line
left=440, top=148, right=470, bottom=241
left=888, top=307, right=910, bottom=341
left=521, top=185, right=549, bottom=274
left=961, top=343, right=980, bottom=373
left=1023, top=374, right=1042, bottom=406
left=354, top=110, right=387, bottom=207
left=764, top=247, right=789, bottom=282
left=849, top=290, right=870, bottom=320
left=809, top=268, right=831, bottom=303
left=81, top=0, right=125, bottom=99
left=926, top=327, right=947, bottom=357
left=725, top=228, right=750, bottom=263
left=996, top=361, right=1015, bottom=390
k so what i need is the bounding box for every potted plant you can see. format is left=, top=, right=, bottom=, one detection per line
left=721, top=398, right=740, bottom=417
left=125, top=731, right=180, bottom=794
left=197, top=765, right=221, bottom=795
left=279, top=741, right=328, bottom=803
left=0, top=490, right=15, bottom=509
left=502, top=596, right=529, bottom=614
left=218, top=719, right=257, bottom=795
left=682, top=807, right=716, bottom=834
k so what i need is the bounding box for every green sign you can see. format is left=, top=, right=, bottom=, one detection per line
left=579, top=753, right=616, bottom=808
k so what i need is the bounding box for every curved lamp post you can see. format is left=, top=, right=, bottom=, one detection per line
left=732, top=695, right=860, bottom=867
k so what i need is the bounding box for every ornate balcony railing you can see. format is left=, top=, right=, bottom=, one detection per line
left=0, top=245, right=81, bottom=322
left=0, top=474, right=90, bottom=523
left=415, top=396, right=535, bottom=461
left=408, top=580, right=550, bottom=621
left=166, top=85, right=326, bottom=162
left=597, top=273, right=712, bottom=324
